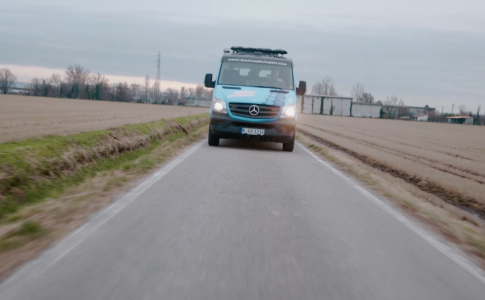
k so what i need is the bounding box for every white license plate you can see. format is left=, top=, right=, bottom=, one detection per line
left=241, top=128, right=265, bottom=136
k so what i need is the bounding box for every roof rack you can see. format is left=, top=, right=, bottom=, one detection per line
left=230, top=46, right=288, bottom=57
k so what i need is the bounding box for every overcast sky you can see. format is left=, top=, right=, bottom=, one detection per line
left=1, top=0, right=484, bottom=111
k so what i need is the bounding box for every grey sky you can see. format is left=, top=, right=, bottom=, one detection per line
left=1, top=0, right=484, bottom=111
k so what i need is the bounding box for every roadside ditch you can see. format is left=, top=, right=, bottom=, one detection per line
left=0, top=114, right=209, bottom=280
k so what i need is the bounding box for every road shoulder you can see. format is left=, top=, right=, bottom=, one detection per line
left=296, top=133, right=485, bottom=271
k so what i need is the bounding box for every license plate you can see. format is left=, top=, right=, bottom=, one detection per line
left=241, top=128, right=265, bottom=136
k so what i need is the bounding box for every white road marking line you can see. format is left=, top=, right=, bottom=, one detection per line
left=0, top=140, right=206, bottom=299
left=297, top=142, right=485, bottom=285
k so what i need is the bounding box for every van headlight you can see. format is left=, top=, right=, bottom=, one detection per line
left=281, top=105, right=296, bottom=118
left=212, top=98, right=227, bottom=114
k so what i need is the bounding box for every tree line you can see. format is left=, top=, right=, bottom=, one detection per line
left=1, top=67, right=482, bottom=125
left=0, top=66, right=213, bottom=105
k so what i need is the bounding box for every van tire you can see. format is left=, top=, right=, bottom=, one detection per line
left=283, top=135, right=295, bottom=152
left=208, top=129, right=220, bottom=146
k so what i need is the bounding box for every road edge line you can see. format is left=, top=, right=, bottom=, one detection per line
left=297, top=142, right=485, bottom=285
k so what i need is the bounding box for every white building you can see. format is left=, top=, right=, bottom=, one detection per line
left=296, top=95, right=352, bottom=116
left=1, top=82, right=32, bottom=94
left=411, top=114, right=429, bottom=122
left=408, top=106, right=436, bottom=116
left=446, top=116, right=474, bottom=125
left=351, top=102, right=382, bottom=118
left=382, top=105, right=436, bottom=119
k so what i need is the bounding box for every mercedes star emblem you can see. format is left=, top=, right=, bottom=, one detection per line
left=249, top=105, right=260, bottom=116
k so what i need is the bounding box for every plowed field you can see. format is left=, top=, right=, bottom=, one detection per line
left=298, top=114, right=485, bottom=217
left=0, top=95, right=208, bottom=143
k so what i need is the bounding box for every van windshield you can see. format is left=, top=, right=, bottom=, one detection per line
left=218, top=59, right=294, bottom=90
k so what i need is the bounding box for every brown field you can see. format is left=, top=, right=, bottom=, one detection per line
left=0, top=95, right=208, bottom=143
left=298, top=114, right=485, bottom=217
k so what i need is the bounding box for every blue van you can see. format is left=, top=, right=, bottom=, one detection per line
left=204, top=47, right=306, bottom=152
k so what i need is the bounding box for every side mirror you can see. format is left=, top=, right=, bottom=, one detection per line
left=204, top=74, right=215, bottom=88
left=297, top=81, right=306, bottom=95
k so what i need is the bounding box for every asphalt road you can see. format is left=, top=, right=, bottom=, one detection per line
left=1, top=139, right=485, bottom=300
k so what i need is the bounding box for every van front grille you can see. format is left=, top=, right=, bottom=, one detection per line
left=228, top=103, right=280, bottom=119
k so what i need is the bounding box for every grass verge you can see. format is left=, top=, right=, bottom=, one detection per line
left=0, top=114, right=209, bottom=219
left=0, top=221, right=46, bottom=252
left=297, top=133, right=485, bottom=269
left=0, top=117, right=209, bottom=280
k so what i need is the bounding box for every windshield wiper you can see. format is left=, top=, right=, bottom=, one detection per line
left=252, top=86, right=289, bottom=93
left=252, top=86, right=282, bottom=90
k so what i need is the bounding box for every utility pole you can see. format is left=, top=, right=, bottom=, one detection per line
left=451, top=103, right=454, bottom=115
left=155, top=51, right=161, bottom=104
left=441, top=106, right=444, bottom=123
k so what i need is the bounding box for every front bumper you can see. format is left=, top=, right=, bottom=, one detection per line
left=210, top=113, right=296, bottom=143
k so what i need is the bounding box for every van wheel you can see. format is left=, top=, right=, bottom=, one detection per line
left=208, top=129, right=219, bottom=146
left=283, top=135, right=295, bottom=152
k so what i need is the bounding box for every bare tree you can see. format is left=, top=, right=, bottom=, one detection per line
left=383, top=96, right=405, bottom=119
left=153, top=81, right=161, bottom=104
left=361, top=93, right=374, bottom=103
left=116, top=82, right=132, bottom=102
left=312, top=76, right=338, bottom=96
left=187, top=87, right=195, bottom=99
left=330, top=86, right=337, bottom=96
left=31, top=78, right=43, bottom=96
left=180, top=86, right=186, bottom=105
left=49, top=74, right=62, bottom=97
left=203, top=88, right=213, bottom=100
left=476, top=105, right=481, bottom=125
left=312, top=83, right=320, bottom=94
left=143, top=75, right=150, bottom=103
left=41, top=78, right=50, bottom=96
left=195, top=85, right=205, bottom=99
left=458, top=104, right=467, bottom=115
left=65, top=65, right=90, bottom=99
left=351, top=83, right=365, bottom=102
left=90, top=73, right=109, bottom=100
left=0, top=68, right=17, bottom=94
left=351, top=84, right=374, bottom=103
left=30, top=77, right=51, bottom=97
left=165, top=88, right=180, bottom=104
left=130, top=83, right=141, bottom=102
left=109, top=84, right=117, bottom=101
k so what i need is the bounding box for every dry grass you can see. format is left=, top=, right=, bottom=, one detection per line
left=0, top=95, right=208, bottom=143
left=298, top=114, right=485, bottom=217
left=0, top=125, right=209, bottom=281
left=0, top=114, right=209, bottom=218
